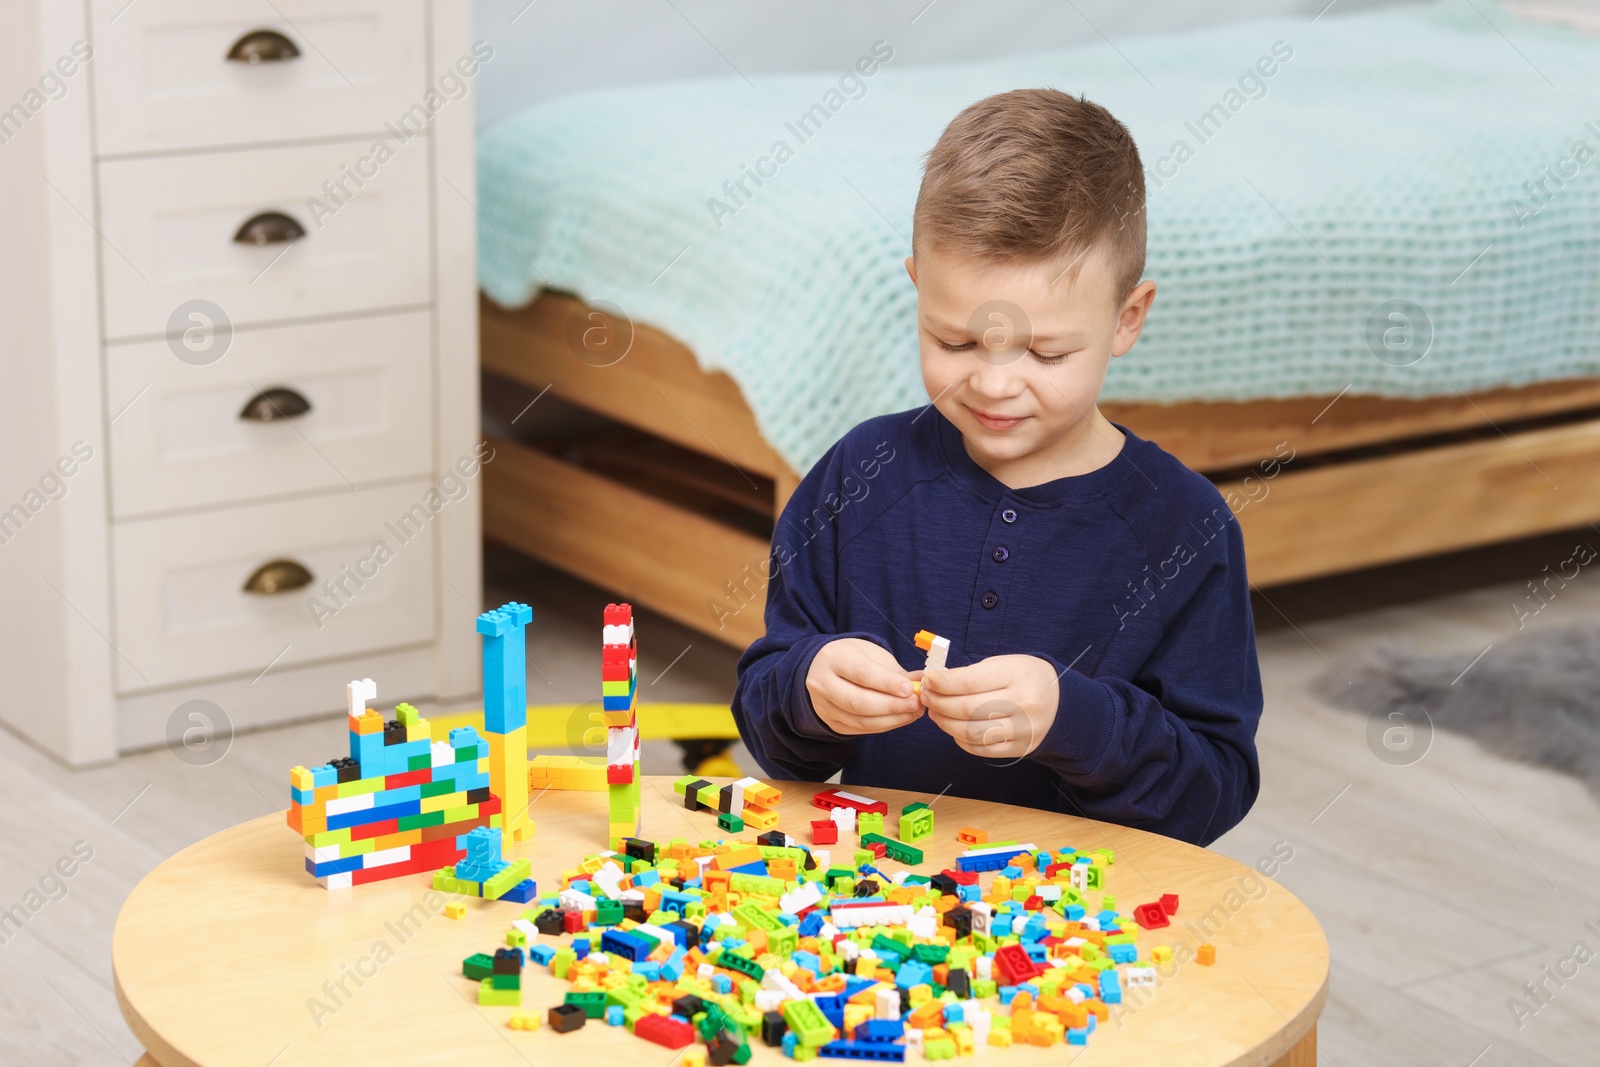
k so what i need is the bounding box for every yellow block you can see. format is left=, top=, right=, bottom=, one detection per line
left=430, top=703, right=738, bottom=748
left=528, top=755, right=608, bottom=791
left=490, top=723, right=532, bottom=842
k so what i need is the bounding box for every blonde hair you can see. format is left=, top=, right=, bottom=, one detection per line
left=913, top=88, right=1147, bottom=299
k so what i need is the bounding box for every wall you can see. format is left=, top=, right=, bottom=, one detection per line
left=473, top=0, right=1403, bottom=127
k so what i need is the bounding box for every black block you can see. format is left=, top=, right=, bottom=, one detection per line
left=548, top=1003, right=586, bottom=1033
left=533, top=908, right=565, bottom=935
left=947, top=967, right=971, bottom=999
left=760, top=1010, right=788, bottom=1047
left=672, top=994, right=706, bottom=1019
left=466, top=786, right=490, bottom=805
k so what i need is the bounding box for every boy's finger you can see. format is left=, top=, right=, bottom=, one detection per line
left=921, top=658, right=1010, bottom=696
left=829, top=677, right=921, bottom=720
left=835, top=652, right=915, bottom=697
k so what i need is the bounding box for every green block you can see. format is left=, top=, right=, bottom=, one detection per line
left=595, top=899, right=624, bottom=926
left=972, top=979, right=998, bottom=998
left=477, top=980, right=519, bottom=1006
left=489, top=973, right=521, bottom=990
left=767, top=926, right=797, bottom=958
left=782, top=998, right=834, bottom=1047
left=728, top=872, right=784, bottom=897
left=462, top=952, right=495, bottom=980
left=397, top=810, right=445, bottom=831
left=432, top=868, right=480, bottom=897
left=718, top=812, right=745, bottom=833
left=823, top=868, right=855, bottom=888
left=733, top=903, right=783, bottom=933
left=408, top=753, right=431, bottom=771
left=857, top=812, right=885, bottom=835
left=860, top=832, right=923, bottom=866
left=553, top=946, right=576, bottom=979
left=482, top=858, right=533, bottom=900
left=420, top=779, right=456, bottom=798
left=912, top=943, right=949, bottom=964
left=716, top=949, right=765, bottom=982
left=565, top=990, right=608, bottom=1018
left=899, top=807, right=934, bottom=843
left=731, top=1042, right=753, bottom=1065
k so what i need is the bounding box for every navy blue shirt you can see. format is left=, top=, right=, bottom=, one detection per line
left=732, top=408, right=1263, bottom=846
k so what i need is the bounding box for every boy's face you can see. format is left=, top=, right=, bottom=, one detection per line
left=906, top=244, right=1156, bottom=484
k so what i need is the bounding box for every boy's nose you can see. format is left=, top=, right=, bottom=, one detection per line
left=967, top=356, right=1026, bottom=399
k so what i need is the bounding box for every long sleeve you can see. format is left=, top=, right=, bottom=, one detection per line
left=732, top=440, right=884, bottom=782
left=1027, top=517, right=1262, bottom=846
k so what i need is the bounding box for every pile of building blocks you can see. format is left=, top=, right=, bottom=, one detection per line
left=675, top=774, right=783, bottom=831
left=603, top=604, right=644, bottom=848
left=448, top=816, right=1205, bottom=1060
left=288, top=681, right=503, bottom=889
left=434, top=825, right=537, bottom=902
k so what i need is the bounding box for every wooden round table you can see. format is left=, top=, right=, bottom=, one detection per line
left=115, top=776, right=1327, bottom=1066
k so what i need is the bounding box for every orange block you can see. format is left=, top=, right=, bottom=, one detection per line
left=909, top=1002, right=945, bottom=1029
left=957, top=827, right=988, bottom=845
left=1198, top=943, right=1217, bottom=966
left=712, top=846, right=763, bottom=871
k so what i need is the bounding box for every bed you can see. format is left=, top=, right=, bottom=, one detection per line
left=477, top=0, right=1600, bottom=646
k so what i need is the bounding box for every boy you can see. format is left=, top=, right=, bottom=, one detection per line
left=731, top=89, right=1261, bottom=846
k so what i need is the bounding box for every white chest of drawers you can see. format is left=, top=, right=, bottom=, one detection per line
left=1, top=1, right=483, bottom=764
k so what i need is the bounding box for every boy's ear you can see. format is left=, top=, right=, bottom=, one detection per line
left=1111, top=280, right=1157, bottom=358
left=904, top=255, right=919, bottom=287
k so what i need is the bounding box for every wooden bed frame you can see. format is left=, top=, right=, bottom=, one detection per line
left=482, top=292, right=1600, bottom=647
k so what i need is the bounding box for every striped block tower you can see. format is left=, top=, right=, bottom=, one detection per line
left=672, top=773, right=782, bottom=830
left=477, top=601, right=534, bottom=842
left=288, top=680, right=501, bottom=889
left=602, top=603, right=641, bottom=848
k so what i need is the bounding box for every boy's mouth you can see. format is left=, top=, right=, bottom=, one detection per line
left=966, top=406, right=1028, bottom=432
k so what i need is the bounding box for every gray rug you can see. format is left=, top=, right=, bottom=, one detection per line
left=1317, top=622, right=1600, bottom=797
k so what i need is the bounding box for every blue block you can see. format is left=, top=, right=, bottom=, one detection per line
left=310, top=765, right=338, bottom=788
left=305, top=854, right=363, bottom=877
left=572, top=937, right=590, bottom=959
left=1062, top=904, right=1086, bottom=921
left=1096, top=910, right=1121, bottom=928
left=854, top=1019, right=904, bottom=1042
left=632, top=869, right=660, bottom=888
left=661, top=960, right=683, bottom=982
left=941, top=1003, right=963, bottom=1024
left=727, top=861, right=768, bottom=876
left=843, top=976, right=878, bottom=999
left=478, top=602, right=531, bottom=734
left=815, top=994, right=845, bottom=1028
left=633, top=961, right=661, bottom=981
left=529, top=944, right=556, bottom=966
left=712, top=974, right=732, bottom=995
left=1109, top=944, right=1138, bottom=964
left=449, top=726, right=482, bottom=749
left=894, top=961, right=932, bottom=990
left=325, top=799, right=421, bottom=832
left=602, top=929, right=656, bottom=962
left=1000, top=865, right=1023, bottom=879
left=782, top=1033, right=798, bottom=1057
left=372, top=784, right=423, bottom=807
left=291, top=786, right=315, bottom=805
left=818, top=1039, right=906, bottom=1061
left=798, top=913, right=825, bottom=937
left=997, top=986, right=1018, bottom=1005
left=957, top=884, right=980, bottom=902
left=605, top=1005, right=624, bottom=1026
left=792, top=950, right=822, bottom=976
left=1067, top=1027, right=1089, bottom=1045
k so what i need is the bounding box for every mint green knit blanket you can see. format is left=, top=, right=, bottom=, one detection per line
left=478, top=0, right=1600, bottom=473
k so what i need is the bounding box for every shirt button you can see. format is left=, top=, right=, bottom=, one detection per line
left=981, top=591, right=999, bottom=609
left=1002, top=508, right=1018, bottom=523
left=992, top=546, right=1009, bottom=563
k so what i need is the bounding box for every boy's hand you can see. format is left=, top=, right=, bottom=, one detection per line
left=922, top=654, right=1059, bottom=760
left=806, top=638, right=924, bottom=736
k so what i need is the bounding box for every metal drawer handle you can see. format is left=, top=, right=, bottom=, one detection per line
left=233, top=211, right=305, bottom=246
left=226, top=29, right=300, bottom=64
left=243, top=559, right=314, bottom=595
left=239, top=387, right=312, bottom=422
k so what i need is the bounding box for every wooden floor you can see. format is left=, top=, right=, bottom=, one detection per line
left=4, top=542, right=1598, bottom=1065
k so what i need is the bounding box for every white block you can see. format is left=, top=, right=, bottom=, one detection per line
left=754, top=990, right=786, bottom=1012
left=592, top=861, right=626, bottom=900
left=829, top=807, right=857, bottom=833
left=1125, top=966, right=1158, bottom=988
left=833, top=790, right=880, bottom=807
left=607, top=726, right=637, bottom=767
left=364, top=845, right=410, bottom=868
left=346, top=677, right=377, bottom=718
left=430, top=741, right=454, bottom=767
left=325, top=792, right=376, bottom=816
left=319, top=872, right=354, bottom=890
left=974, top=955, right=993, bottom=981
left=602, top=623, right=633, bottom=645
left=924, top=635, right=950, bottom=672
left=512, top=919, right=538, bottom=942
left=875, top=986, right=901, bottom=1020
left=781, top=882, right=824, bottom=916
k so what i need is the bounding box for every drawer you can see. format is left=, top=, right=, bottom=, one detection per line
left=90, top=0, right=431, bottom=156
left=98, top=139, right=431, bottom=340
left=107, top=312, right=434, bottom=516
left=111, top=481, right=439, bottom=691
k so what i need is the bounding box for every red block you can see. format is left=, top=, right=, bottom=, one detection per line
left=810, top=820, right=838, bottom=845
left=478, top=795, right=502, bottom=817
left=1022, top=895, right=1043, bottom=911
left=1133, top=903, right=1170, bottom=930
left=349, top=817, right=399, bottom=842
left=994, top=943, right=1043, bottom=986
left=384, top=768, right=433, bottom=789
left=635, top=1013, right=694, bottom=1049
left=811, top=789, right=888, bottom=815
left=865, top=841, right=887, bottom=859
left=607, top=765, right=633, bottom=785
left=940, top=869, right=978, bottom=886
left=563, top=909, right=585, bottom=934
left=1160, top=893, right=1180, bottom=916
